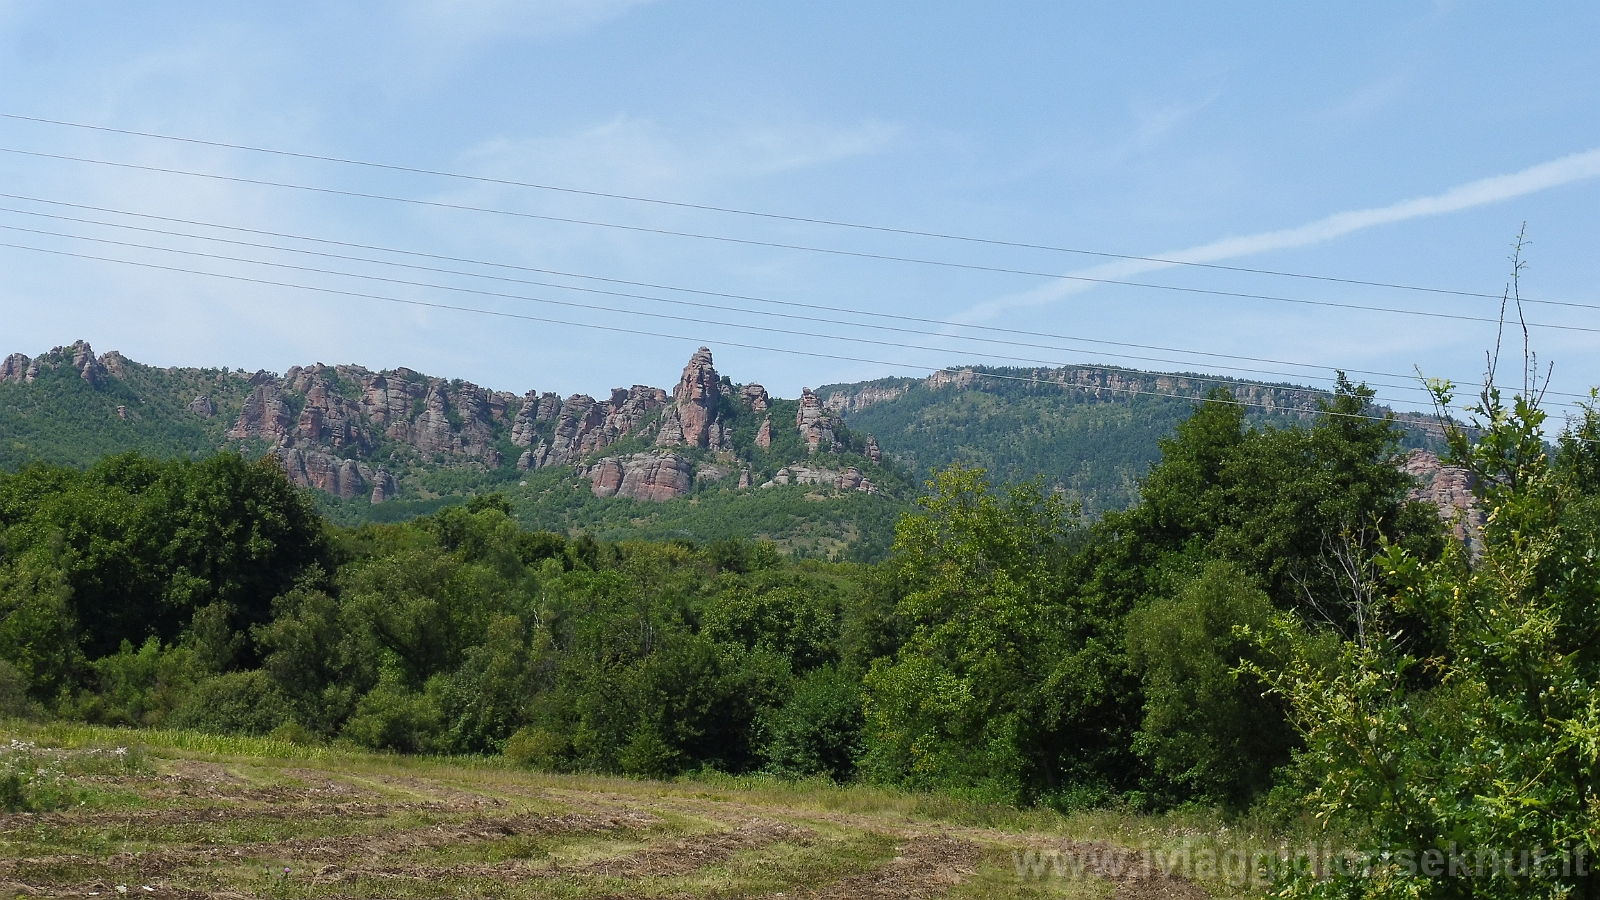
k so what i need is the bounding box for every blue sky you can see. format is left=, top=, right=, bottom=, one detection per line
left=2, top=2, right=1598, bottom=416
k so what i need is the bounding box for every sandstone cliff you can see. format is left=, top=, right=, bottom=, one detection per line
left=796, top=387, right=841, bottom=453
left=1403, top=449, right=1485, bottom=552
left=584, top=452, right=694, bottom=501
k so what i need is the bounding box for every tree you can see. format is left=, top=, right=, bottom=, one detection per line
left=1251, top=374, right=1600, bottom=900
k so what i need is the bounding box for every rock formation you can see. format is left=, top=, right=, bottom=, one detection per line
left=865, top=435, right=882, bottom=465
left=227, top=384, right=297, bottom=445
left=70, top=341, right=107, bottom=386
left=1, top=353, right=29, bottom=383
left=584, top=452, right=693, bottom=501
left=1404, top=449, right=1484, bottom=552
left=825, top=383, right=907, bottom=414
left=369, top=469, right=399, bottom=504
left=760, top=464, right=876, bottom=494
left=522, top=386, right=667, bottom=468
left=796, top=388, right=839, bottom=453
left=741, top=383, right=770, bottom=412
left=187, top=395, right=216, bottom=418
left=656, top=347, right=725, bottom=449
left=755, top=417, right=773, bottom=449
left=276, top=448, right=366, bottom=500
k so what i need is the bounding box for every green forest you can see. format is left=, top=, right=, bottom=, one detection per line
left=3, top=376, right=1598, bottom=899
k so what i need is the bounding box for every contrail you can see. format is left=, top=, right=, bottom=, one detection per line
left=954, top=146, right=1600, bottom=323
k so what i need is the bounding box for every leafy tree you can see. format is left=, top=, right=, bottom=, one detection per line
left=1124, top=559, right=1293, bottom=806
left=860, top=465, right=1117, bottom=804
left=1251, top=379, right=1600, bottom=900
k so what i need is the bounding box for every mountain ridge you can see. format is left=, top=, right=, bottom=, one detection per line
left=1, top=339, right=1452, bottom=559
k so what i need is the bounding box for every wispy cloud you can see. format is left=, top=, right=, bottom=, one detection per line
left=458, top=115, right=901, bottom=196
left=955, top=146, right=1600, bottom=323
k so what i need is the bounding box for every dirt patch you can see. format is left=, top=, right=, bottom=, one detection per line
left=1047, top=840, right=1212, bottom=900
left=796, top=834, right=980, bottom=899
left=3, top=809, right=657, bottom=887
left=165, top=760, right=248, bottom=786
left=568, top=817, right=813, bottom=878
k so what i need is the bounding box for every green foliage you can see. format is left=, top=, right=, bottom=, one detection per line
left=755, top=665, right=865, bottom=779
left=860, top=465, right=1107, bottom=804
left=1125, top=560, right=1295, bottom=807
left=0, top=452, right=332, bottom=661
left=1250, top=380, right=1600, bottom=900
left=167, top=671, right=291, bottom=736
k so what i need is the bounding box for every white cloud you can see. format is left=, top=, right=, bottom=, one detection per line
left=956, top=145, right=1600, bottom=323
left=458, top=115, right=901, bottom=196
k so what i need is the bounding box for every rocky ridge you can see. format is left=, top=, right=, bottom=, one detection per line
left=2, top=341, right=892, bottom=508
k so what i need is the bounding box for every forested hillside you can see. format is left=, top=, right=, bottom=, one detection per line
left=3, top=341, right=1442, bottom=556
left=821, top=365, right=1444, bottom=514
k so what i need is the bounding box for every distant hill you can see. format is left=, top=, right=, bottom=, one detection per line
left=1, top=341, right=1442, bottom=558
left=819, top=365, right=1444, bottom=515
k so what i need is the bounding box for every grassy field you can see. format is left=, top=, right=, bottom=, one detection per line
left=0, top=723, right=1305, bottom=900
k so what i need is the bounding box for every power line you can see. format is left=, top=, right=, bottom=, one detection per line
left=0, top=194, right=1593, bottom=408
left=0, top=208, right=1460, bottom=397
left=0, top=237, right=1431, bottom=425
left=0, top=222, right=1446, bottom=400
left=4, top=146, right=1587, bottom=326
left=0, top=110, right=1534, bottom=305
left=0, top=191, right=1449, bottom=382
left=3, top=193, right=1594, bottom=403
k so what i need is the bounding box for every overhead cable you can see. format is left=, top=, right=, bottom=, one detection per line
left=0, top=222, right=1445, bottom=399
left=0, top=237, right=1438, bottom=425
left=3, top=146, right=1590, bottom=327
left=0, top=211, right=1464, bottom=397
left=0, top=110, right=1540, bottom=305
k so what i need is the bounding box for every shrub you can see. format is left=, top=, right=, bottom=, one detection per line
left=755, top=665, right=864, bottom=780
left=167, top=671, right=291, bottom=735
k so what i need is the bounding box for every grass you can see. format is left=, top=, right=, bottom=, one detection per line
left=0, top=720, right=1325, bottom=899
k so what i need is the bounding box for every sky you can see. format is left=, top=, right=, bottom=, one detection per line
left=2, top=2, right=1598, bottom=416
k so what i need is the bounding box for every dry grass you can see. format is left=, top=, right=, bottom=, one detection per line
left=0, top=721, right=1299, bottom=900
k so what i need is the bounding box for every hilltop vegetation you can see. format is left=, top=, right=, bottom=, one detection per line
left=822, top=366, right=1443, bottom=514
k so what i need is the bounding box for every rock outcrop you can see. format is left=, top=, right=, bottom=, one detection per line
left=796, top=388, right=839, bottom=453
left=755, top=416, right=773, bottom=449
left=523, top=386, right=668, bottom=468
left=369, top=469, right=399, bottom=504
left=825, top=383, right=907, bottom=414
left=656, top=347, right=728, bottom=449
left=585, top=452, right=693, bottom=501
left=741, top=383, right=770, bottom=412
left=227, top=384, right=297, bottom=445
left=187, top=395, right=216, bottom=418
left=11, top=342, right=121, bottom=386
left=865, top=435, right=882, bottom=465
left=1404, top=449, right=1485, bottom=551
left=1, top=353, right=30, bottom=383
left=70, top=341, right=107, bottom=387
left=761, top=464, right=877, bottom=494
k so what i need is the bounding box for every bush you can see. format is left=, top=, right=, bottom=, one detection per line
left=1125, top=560, right=1294, bottom=806
left=339, top=673, right=443, bottom=753
left=0, top=660, right=36, bottom=719
left=167, top=671, right=291, bottom=735
left=502, top=726, right=568, bottom=770
left=755, top=665, right=864, bottom=780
